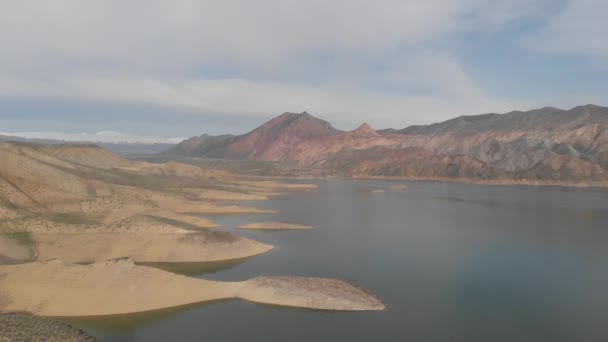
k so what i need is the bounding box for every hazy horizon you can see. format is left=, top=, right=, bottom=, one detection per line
left=0, top=103, right=606, bottom=143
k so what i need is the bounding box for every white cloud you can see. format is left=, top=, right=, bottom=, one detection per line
left=0, top=52, right=525, bottom=129
left=528, top=0, right=608, bottom=66
left=0, top=130, right=184, bottom=144
left=0, top=0, right=548, bottom=130
left=0, top=1, right=541, bottom=71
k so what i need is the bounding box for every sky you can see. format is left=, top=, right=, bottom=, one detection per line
left=0, top=0, right=607, bottom=143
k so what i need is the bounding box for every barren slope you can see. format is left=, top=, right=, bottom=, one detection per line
left=0, top=141, right=281, bottom=264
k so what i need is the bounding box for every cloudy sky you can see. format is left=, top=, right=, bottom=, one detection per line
left=0, top=0, right=606, bottom=142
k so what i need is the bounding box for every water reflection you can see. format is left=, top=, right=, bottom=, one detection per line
left=137, top=257, right=254, bottom=276
left=64, top=300, right=231, bottom=333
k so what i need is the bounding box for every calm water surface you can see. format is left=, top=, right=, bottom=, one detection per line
left=76, top=180, right=608, bottom=341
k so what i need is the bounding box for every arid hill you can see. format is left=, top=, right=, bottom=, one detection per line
left=167, top=105, right=608, bottom=185
left=0, top=141, right=240, bottom=219
left=169, top=112, right=338, bottom=160
left=0, top=134, right=176, bottom=155
left=0, top=141, right=283, bottom=265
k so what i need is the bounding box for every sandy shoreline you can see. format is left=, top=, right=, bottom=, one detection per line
left=256, top=174, right=608, bottom=189
left=353, top=175, right=608, bottom=189
left=230, top=180, right=318, bottom=190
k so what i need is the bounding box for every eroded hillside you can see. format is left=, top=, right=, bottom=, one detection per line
left=167, top=105, right=608, bottom=185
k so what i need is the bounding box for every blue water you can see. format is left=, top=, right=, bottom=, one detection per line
left=78, top=180, right=608, bottom=341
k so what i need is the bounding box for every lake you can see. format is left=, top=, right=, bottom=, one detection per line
left=75, top=180, right=608, bottom=341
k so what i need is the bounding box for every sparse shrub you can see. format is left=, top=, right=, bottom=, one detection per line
left=5, top=231, right=33, bottom=246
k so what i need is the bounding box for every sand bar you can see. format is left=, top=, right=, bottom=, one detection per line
left=389, top=184, right=409, bottom=190
left=236, top=222, right=315, bottom=230
left=0, top=260, right=385, bottom=317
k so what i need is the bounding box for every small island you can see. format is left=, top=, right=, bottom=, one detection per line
left=389, top=184, right=409, bottom=190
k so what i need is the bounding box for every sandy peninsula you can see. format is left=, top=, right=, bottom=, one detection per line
left=31, top=231, right=273, bottom=265
left=236, top=222, right=315, bottom=230
left=0, top=260, right=385, bottom=316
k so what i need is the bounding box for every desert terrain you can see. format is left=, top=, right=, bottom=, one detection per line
left=0, top=141, right=384, bottom=322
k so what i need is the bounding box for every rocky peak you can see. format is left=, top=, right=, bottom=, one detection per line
left=277, top=111, right=312, bottom=121
left=351, top=123, right=377, bottom=136
left=253, top=111, right=338, bottom=138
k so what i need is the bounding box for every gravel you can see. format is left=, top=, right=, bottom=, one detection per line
left=0, top=314, right=97, bottom=342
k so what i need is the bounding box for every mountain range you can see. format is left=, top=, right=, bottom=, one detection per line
left=0, top=134, right=175, bottom=155
left=166, top=105, right=608, bottom=185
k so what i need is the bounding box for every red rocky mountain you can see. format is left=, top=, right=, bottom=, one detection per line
left=166, top=105, right=608, bottom=185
